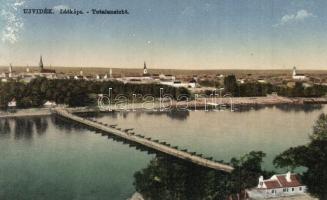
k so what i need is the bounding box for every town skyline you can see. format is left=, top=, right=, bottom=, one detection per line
left=1, top=0, right=327, bottom=69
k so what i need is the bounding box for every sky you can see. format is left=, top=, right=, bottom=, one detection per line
left=0, top=0, right=327, bottom=69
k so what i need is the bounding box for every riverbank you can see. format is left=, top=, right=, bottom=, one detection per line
left=1, top=96, right=326, bottom=118
left=0, top=108, right=51, bottom=118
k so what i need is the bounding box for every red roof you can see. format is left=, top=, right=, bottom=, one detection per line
left=262, top=174, right=303, bottom=189
left=276, top=174, right=302, bottom=187
left=264, top=180, right=282, bottom=189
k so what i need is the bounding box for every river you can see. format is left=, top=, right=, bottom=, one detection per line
left=0, top=105, right=326, bottom=199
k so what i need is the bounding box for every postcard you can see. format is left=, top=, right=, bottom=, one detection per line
left=0, top=0, right=326, bottom=199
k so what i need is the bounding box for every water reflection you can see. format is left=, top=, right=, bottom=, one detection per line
left=234, top=104, right=323, bottom=113
left=0, top=117, right=49, bottom=139
left=79, top=105, right=324, bottom=122
left=274, top=104, right=323, bottom=113
left=144, top=110, right=190, bottom=121
left=33, top=118, right=48, bottom=135
left=51, top=116, right=88, bottom=132
left=0, top=119, right=11, bottom=135
left=79, top=109, right=191, bottom=121
left=14, top=118, right=34, bottom=139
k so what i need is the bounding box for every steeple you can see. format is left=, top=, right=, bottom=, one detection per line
left=9, top=63, right=13, bottom=73
left=8, top=63, right=13, bottom=78
left=292, top=66, right=296, bottom=77
left=143, top=61, right=148, bottom=75
left=109, top=68, right=112, bottom=78
left=39, top=55, right=44, bottom=70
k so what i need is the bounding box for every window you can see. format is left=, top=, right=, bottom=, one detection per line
left=283, top=188, right=286, bottom=192
left=271, top=190, right=274, bottom=193
left=299, top=187, right=302, bottom=191
left=292, top=188, right=294, bottom=191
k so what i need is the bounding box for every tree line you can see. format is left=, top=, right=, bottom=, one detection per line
left=0, top=77, right=190, bottom=109
left=134, top=151, right=271, bottom=200
left=223, top=75, right=327, bottom=97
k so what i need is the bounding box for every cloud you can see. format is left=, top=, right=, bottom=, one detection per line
left=274, top=9, right=315, bottom=27
left=53, top=4, right=70, bottom=12
left=1, top=0, right=25, bottom=44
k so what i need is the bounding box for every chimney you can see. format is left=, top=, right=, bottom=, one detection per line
left=258, top=176, right=264, bottom=188
left=286, top=172, right=291, bottom=182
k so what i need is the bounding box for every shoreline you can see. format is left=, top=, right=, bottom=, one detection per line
left=0, top=96, right=326, bottom=118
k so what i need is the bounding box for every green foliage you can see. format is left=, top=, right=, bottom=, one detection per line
left=274, top=113, right=327, bottom=199
left=199, top=79, right=221, bottom=88
left=224, top=75, right=238, bottom=94
left=223, top=75, right=274, bottom=97
left=223, top=76, right=327, bottom=97
left=229, top=151, right=272, bottom=194
left=0, top=77, right=191, bottom=108
left=275, top=83, right=327, bottom=97
left=311, top=113, right=327, bottom=141
left=133, top=151, right=270, bottom=200
left=238, top=83, right=273, bottom=97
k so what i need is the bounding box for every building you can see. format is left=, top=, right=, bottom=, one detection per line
left=292, top=66, right=306, bottom=80
left=9, top=64, right=13, bottom=77
left=247, top=172, right=306, bottom=199
left=120, top=62, right=155, bottom=83
left=109, top=68, right=113, bottom=78
left=43, top=101, right=57, bottom=107
left=143, top=61, right=148, bottom=75
left=38, top=56, right=56, bottom=77
left=8, top=99, right=17, bottom=108
left=39, top=55, right=44, bottom=70
left=257, top=79, right=267, bottom=83
left=188, top=79, right=197, bottom=88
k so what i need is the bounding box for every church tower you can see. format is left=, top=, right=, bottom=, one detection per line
left=292, top=66, right=297, bottom=77
left=9, top=63, right=13, bottom=78
left=143, top=61, right=148, bottom=75
left=109, top=68, right=112, bottom=78
left=9, top=64, right=13, bottom=73
left=39, top=55, right=44, bottom=71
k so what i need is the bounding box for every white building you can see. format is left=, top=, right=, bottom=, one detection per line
left=159, top=80, right=195, bottom=88
left=188, top=79, right=197, bottom=88
left=257, top=79, right=267, bottom=83
left=159, top=74, right=175, bottom=81
left=43, top=101, right=57, bottom=107
left=292, top=66, right=306, bottom=80
left=237, top=78, right=245, bottom=84
left=8, top=99, right=17, bottom=108
left=247, top=172, right=306, bottom=199
left=143, top=62, right=148, bottom=75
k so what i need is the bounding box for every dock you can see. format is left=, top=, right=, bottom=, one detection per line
left=53, top=108, right=234, bottom=173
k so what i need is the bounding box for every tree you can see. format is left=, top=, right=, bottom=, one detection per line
left=0, top=77, right=191, bottom=109
left=224, top=75, right=238, bottom=95
left=229, top=151, right=272, bottom=196
left=274, top=113, right=327, bottom=199
left=133, top=151, right=270, bottom=200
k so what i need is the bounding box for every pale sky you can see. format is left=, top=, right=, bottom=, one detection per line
left=0, top=0, right=327, bottom=69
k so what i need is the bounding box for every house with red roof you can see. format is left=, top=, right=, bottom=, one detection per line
left=247, top=172, right=306, bottom=199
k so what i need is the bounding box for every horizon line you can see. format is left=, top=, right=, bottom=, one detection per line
left=1, top=65, right=327, bottom=71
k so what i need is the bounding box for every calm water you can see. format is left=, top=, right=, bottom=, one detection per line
left=0, top=105, right=326, bottom=200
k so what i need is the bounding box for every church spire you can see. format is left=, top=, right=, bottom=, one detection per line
left=39, top=55, right=44, bottom=70
left=143, top=61, right=148, bottom=75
